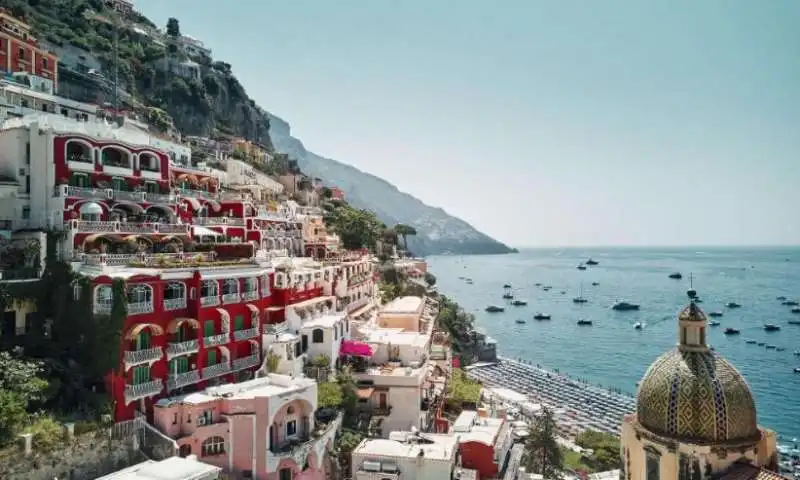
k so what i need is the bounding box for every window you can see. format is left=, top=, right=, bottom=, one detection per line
left=294, top=341, right=301, bottom=358
left=646, top=449, right=660, bottom=480
left=201, top=436, right=225, bottom=457
left=170, top=356, right=189, bottom=374
left=95, top=285, right=113, bottom=312
left=24, top=142, right=29, bottom=164
left=132, top=365, right=150, bottom=385
left=165, top=282, right=185, bottom=300
left=234, top=315, right=244, bottom=331
left=145, top=182, right=159, bottom=194
left=21, top=206, right=30, bottom=219
left=42, top=57, right=48, bottom=69
left=286, top=420, right=297, bottom=437
left=24, top=176, right=29, bottom=194
left=112, top=177, right=126, bottom=191
left=312, top=328, right=324, bottom=344
left=18, top=47, right=24, bottom=59
left=223, top=279, right=239, bottom=296
left=204, top=320, right=215, bottom=337
left=172, top=413, right=178, bottom=425
left=201, top=280, right=217, bottom=298
left=127, top=284, right=152, bottom=304
left=244, top=277, right=257, bottom=292
left=301, top=334, right=308, bottom=353
left=61, top=108, right=68, bottom=117
left=135, top=330, right=151, bottom=350
left=207, top=349, right=217, bottom=365
left=279, top=468, right=292, bottom=480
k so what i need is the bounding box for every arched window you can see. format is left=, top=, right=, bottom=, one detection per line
left=223, top=278, right=239, bottom=295
left=165, top=282, right=186, bottom=300
left=140, top=152, right=160, bottom=172
left=645, top=447, right=661, bottom=480
left=201, top=280, right=218, bottom=298
left=66, top=140, right=92, bottom=163
left=201, top=436, right=225, bottom=456
left=94, top=285, right=113, bottom=314
left=101, top=146, right=131, bottom=169
left=127, top=284, right=153, bottom=304
left=312, top=328, right=324, bottom=344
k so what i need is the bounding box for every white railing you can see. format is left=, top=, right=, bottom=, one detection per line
left=233, top=326, right=259, bottom=342
left=222, top=292, right=240, bottom=304
left=77, top=252, right=216, bottom=267
left=163, top=297, right=186, bottom=311
left=167, top=370, right=201, bottom=391
left=193, top=217, right=246, bottom=226
left=124, top=379, right=163, bottom=404
left=232, top=354, right=260, bottom=371
left=94, top=304, right=111, bottom=315
left=143, top=191, right=175, bottom=204
left=67, top=220, right=191, bottom=235
left=166, top=340, right=199, bottom=358
left=242, top=290, right=259, bottom=301
left=56, top=185, right=111, bottom=200
left=201, top=295, right=219, bottom=307
left=265, top=322, right=288, bottom=334
left=202, top=362, right=231, bottom=379
left=123, top=347, right=163, bottom=366
left=204, top=332, right=228, bottom=347
left=128, top=301, right=154, bottom=315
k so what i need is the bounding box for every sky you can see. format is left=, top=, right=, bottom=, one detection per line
left=135, top=0, right=800, bottom=247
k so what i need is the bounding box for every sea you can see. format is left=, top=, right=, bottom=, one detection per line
left=427, top=247, right=800, bottom=442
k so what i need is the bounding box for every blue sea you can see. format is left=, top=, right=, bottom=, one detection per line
left=427, top=247, right=800, bottom=441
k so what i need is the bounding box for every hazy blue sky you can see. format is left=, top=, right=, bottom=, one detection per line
left=136, top=1, right=800, bottom=247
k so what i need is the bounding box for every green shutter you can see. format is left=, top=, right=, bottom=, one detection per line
left=204, top=320, right=215, bottom=337
left=234, top=315, right=244, bottom=331
left=133, top=365, right=150, bottom=385
left=208, top=350, right=217, bottom=366
left=136, top=330, right=151, bottom=350
left=177, top=357, right=189, bottom=373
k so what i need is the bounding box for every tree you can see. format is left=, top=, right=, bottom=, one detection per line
left=574, top=430, right=621, bottom=472
left=265, top=352, right=281, bottom=373
left=0, top=352, right=49, bottom=444
left=166, top=17, right=181, bottom=37
left=327, top=205, right=381, bottom=250
left=318, top=382, right=343, bottom=409
left=336, top=367, right=359, bottom=426
left=321, top=187, right=333, bottom=198
left=524, top=407, right=563, bottom=479
left=393, top=224, right=417, bottom=253
left=424, top=272, right=437, bottom=287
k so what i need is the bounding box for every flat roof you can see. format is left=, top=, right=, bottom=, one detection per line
left=96, top=456, right=221, bottom=480
left=365, top=328, right=430, bottom=348
left=381, top=296, right=423, bottom=314
left=354, top=432, right=459, bottom=461
left=155, top=374, right=315, bottom=406
left=301, top=312, right=345, bottom=329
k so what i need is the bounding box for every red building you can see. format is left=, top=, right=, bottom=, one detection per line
left=329, top=187, right=345, bottom=200
left=0, top=11, right=58, bottom=87
left=451, top=410, right=514, bottom=479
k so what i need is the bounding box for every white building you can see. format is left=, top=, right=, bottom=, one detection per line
left=97, top=455, right=222, bottom=480
left=0, top=76, right=98, bottom=122
left=352, top=431, right=460, bottom=480
left=224, top=158, right=284, bottom=199
left=180, top=35, right=212, bottom=58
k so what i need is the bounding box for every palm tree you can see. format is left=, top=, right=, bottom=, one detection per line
left=393, top=224, right=417, bottom=253
left=524, top=407, right=563, bottom=479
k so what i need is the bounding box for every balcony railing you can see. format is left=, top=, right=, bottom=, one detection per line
left=167, top=370, right=201, bottom=391
left=77, top=252, right=216, bottom=267
left=166, top=339, right=199, bottom=358
left=66, top=153, right=93, bottom=164
left=94, top=304, right=111, bottom=315
left=222, top=292, right=240, bottom=304
left=204, top=332, right=228, bottom=347
left=124, top=379, right=163, bottom=404
left=200, top=295, right=219, bottom=307
left=128, top=301, right=154, bottom=315
left=232, top=354, right=260, bottom=371
left=202, top=361, right=231, bottom=379
left=163, top=297, right=187, bottom=311
left=193, top=217, right=246, bottom=226
left=143, top=191, right=174, bottom=204
left=67, top=220, right=190, bottom=235
left=242, top=290, right=259, bottom=301
left=264, top=322, right=287, bottom=334
left=0, top=267, right=41, bottom=282
left=233, top=326, right=259, bottom=342
left=123, top=347, right=163, bottom=367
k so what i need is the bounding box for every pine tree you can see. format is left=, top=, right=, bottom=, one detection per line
left=524, top=407, right=564, bottom=479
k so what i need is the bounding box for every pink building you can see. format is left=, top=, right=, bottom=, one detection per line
left=152, top=374, right=342, bottom=480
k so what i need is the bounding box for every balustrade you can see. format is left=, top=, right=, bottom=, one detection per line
left=200, top=295, right=219, bottom=307
left=232, top=354, right=260, bottom=370
left=167, top=370, right=200, bottom=391
left=204, top=332, right=228, bottom=347
left=233, top=326, right=259, bottom=342
left=163, top=297, right=187, bottom=311
left=166, top=339, right=199, bottom=358
left=123, top=347, right=162, bottom=366
left=242, top=290, right=259, bottom=301
left=222, top=292, right=240, bottom=304
left=128, top=301, right=154, bottom=315
left=124, top=379, right=163, bottom=403
left=68, top=220, right=190, bottom=235
left=202, top=362, right=231, bottom=379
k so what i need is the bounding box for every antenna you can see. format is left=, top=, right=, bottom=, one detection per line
left=689, top=273, right=694, bottom=289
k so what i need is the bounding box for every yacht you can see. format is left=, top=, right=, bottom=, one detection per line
left=794, top=368, right=800, bottom=373
left=485, top=305, right=505, bottom=313
left=724, top=328, right=741, bottom=335
left=634, top=322, right=643, bottom=330
left=515, top=319, right=526, bottom=325
left=726, top=302, right=742, bottom=309
left=591, top=282, right=599, bottom=286
left=533, top=313, right=551, bottom=320
left=612, top=301, right=640, bottom=311
left=746, top=340, right=757, bottom=344
left=776, top=296, right=787, bottom=301
left=776, top=347, right=786, bottom=352
left=572, top=283, right=588, bottom=304
left=757, top=342, right=765, bottom=346
left=586, top=258, right=599, bottom=265
left=709, top=320, right=721, bottom=326
left=466, top=279, right=474, bottom=285
left=502, top=292, right=514, bottom=299
left=668, top=272, right=682, bottom=279
left=782, top=300, right=798, bottom=306
left=764, top=324, right=781, bottom=332
left=511, top=299, right=528, bottom=306
left=791, top=307, right=800, bottom=314
left=534, top=283, right=542, bottom=287
left=577, top=319, right=593, bottom=326
left=503, top=283, right=512, bottom=289
left=766, top=345, right=777, bottom=350
left=577, top=263, right=587, bottom=270
left=708, top=311, right=723, bottom=317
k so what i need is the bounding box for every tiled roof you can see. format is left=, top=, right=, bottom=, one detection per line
left=717, top=464, right=790, bottom=480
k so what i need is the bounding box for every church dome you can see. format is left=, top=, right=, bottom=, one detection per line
left=635, top=293, right=760, bottom=444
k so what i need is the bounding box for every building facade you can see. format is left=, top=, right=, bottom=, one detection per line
left=0, top=11, right=59, bottom=88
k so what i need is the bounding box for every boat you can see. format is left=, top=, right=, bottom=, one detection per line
left=794, top=350, right=800, bottom=356
left=591, top=282, right=599, bottom=286
left=542, top=286, right=551, bottom=291
left=709, top=311, right=723, bottom=317
left=485, top=305, right=505, bottom=313
left=709, top=321, right=721, bottom=326
left=788, top=319, right=800, bottom=325
left=764, top=324, right=781, bottom=331
left=503, top=283, right=512, bottom=289
left=757, top=342, right=765, bottom=346
left=511, top=299, right=528, bottom=306
left=533, top=313, right=551, bottom=320
left=577, top=263, right=587, bottom=271
left=577, top=319, right=593, bottom=326
left=466, top=279, right=474, bottom=284
left=515, top=319, right=526, bottom=324
left=776, top=347, right=786, bottom=352
left=572, top=283, right=587, bottom=304
left=746, top=340, right=757, bottom=344
left=724, top=328, right=740, bottom=335
left=668, top=272, right=682, bottom=279
left=776, top=296, right=787, bottom=301
left=794, top=368, right=800, bottom=373
left=766, top=345, right=776, bottom=349
left=726, top=302, right=741, bottom=309
left=612, top=302, right=640, bottom=311
left=634, top=322, right=643, bottom=330
left=791, top=308, right=800, bottom=314
left=502, top=293, right=514, bottom=299
left=534, top=283, right=542, bottom=287
left=585, top=258, right=599, bottom=265
left=782, top=300, right=799, bottom=306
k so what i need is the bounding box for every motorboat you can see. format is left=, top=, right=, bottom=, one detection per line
left=573, top=283, right=588, bottom=304
left=515, top=319, right=526, bottom=324
left=485, top=305, right=505, bottom=313
left=791, top=307, right=800, bottom=314
left=586, top=258, right=599, bottom=265
left=794, top=368, right=800, bottom=373
left=466, top=279, right=474, bottom=285
left=776, top=296, right=787, bottom=301
left=746, top=340, right=757, bottom=344
left=542, top=286, right=552, bottom=291
left=577, top=319, right=593, bottom=326
left=709, top=311, right=723, bottom=317
left=577, top=263, right=587, bottom=270
left=788, top=319, right=800, bottom=325
left=764, top=324, right=781, bottom=332
left=766, top=345, right=776, bottom=350
left=612, top=302, right=640, bottom=311
left=533, top=313, right=551, bottom=320
left=794, top=350, right=800, bottom=356
left=634, top=322, right=643, bottom=330
left=502, top=293, right=514, bottom=299
left=503, top=283, right=512, bottom=289
left=511, top=299, right=528, bottom=306
left=757, top=342, right=765, bottom=346
left=782, top=300, right=799, bottom=306
left=709, top=321, right=721, bottom=326
left=726, top=302, right=741, bottom=309
left=534, top=283, right=542, bottom=287
left=591, top=282, right=599, bottom=286
left=776, top=347, right=786, bottom=352
left=724, top=328, right=740, bottom=335
left=668, top=272, right=682, bottom=279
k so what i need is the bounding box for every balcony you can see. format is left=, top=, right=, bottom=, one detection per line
left=76, top=252, right=216, bottom=267
left=200, top=295, right=219, bottom=307
left=0, top=267, right=41, bottom=282
left=94, top=304, right=111, bottom=315
left=123, top=347, right=163, bottom=368
left=167, top=370, right=201, bottom=391
left=232, top=354, right=260, bottom=371
left=128, top=301, right=154, bottom=315
left=203, top=332, right=228, bottom=347
left=233, top=327, right=259, bottom=342
left=202, top=361, right=231, bottom=379
left=193, top=217, right=246, bottom=226
left=124, top=379, right=163, bottom=404
left=143, top=191, right=174, bottom=204
left=57, top=185, right=110, bottom=200
left=264, top=322, right=287, bottom=334
left=242, top=290, right=259, bottom=301
left=267, top=413, right=342, bottom=469
left=166, top=339, right=199, bottom=358
left=163, top=297, right=187, bottom=311
left=222, top=292, right=240, bottom=304
left=67, top=220, right=191, bottom=236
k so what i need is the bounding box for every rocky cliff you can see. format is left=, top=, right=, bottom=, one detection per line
left=267, top=114, right=515, bottom=256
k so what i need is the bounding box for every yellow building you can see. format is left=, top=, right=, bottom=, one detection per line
left=621, top=289, right=787, bottom=480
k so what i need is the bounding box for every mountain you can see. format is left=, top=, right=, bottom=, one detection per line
left=267, top=114, right=516, bottom=256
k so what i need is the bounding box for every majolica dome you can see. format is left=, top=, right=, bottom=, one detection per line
left=635, top=291, right=759, bottom=444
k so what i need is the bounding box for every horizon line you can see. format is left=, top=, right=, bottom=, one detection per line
left=507, top=244, right=800, bottom=249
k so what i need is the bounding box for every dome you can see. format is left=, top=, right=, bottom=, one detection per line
left=635, top=293, right=759, bottom=444
left=79, top=202, right=104, bottom=215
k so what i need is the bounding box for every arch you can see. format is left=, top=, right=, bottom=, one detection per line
left=246, top=303, right=259, bottom=318
left=145, top=205, right=175, bottom=220
left=165, top=281, right=186, bottom=299
left=218, top=345, right=231, bottom=360
left=125, top=322, right=165, bottom=340
left=122, top=234, right=153, bottom=245
left=181, top=197, right=202, bottom=211
left=101, top=145, right=132, bottom=169
left=201, top=280, right=219, bottom=297
left=65, top=138, right=93, bottom=163
left=270, top=398, right=314, bottom=434
left=312, top=328, right=324, bottom=344
left=94, top=284, right=113, bottom=310
left=167, top=317, right=200, bottom=333
left=176, top=173, right=199, bottom=186
left=203, top=198, right=221, bottom=213
left=111, top=202, right=145, bottom=215
left=200, top=436, right=225, bottom=457
left=127, top=283, right=153, bottom=303
left=79, top=201, right=104, bottom=216
left=138, top=151, right=160, bottom=172
left=83, top=233, right=123, bottom=244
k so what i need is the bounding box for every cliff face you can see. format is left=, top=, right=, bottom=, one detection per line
left=267, top=114, right=515, bottom=256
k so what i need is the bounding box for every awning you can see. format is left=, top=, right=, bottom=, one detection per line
left=111, top=202, right=145, bottom=214
left=290, top=295, right=335, bottom=310
left=192, top=225, right=222, bottom=237
left=356, top=387, right=374, bottom=400
left=176, top=173, right=199, bottom=185
left=340, top=340, right=373, bottom=357
left=167, top=317, right=199, bottom=333
left=125, top=323, right=164, bottom=340
left=265, top=306, right=285, bottom=312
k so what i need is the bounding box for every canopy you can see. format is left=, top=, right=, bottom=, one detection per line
left=339, top=340, right=373, bottom=357
left=79, top=202, right=104, bottom=215
left=192, top=225, right=222, bottom=237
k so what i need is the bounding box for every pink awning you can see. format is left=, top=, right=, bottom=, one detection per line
left=340, top=340, right=373, bottom=357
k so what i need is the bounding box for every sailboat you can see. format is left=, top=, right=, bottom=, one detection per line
left=572, top=283, right=587, bottom=304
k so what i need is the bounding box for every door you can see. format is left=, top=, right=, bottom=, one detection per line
left=170, top=356, right=189, bottom=374
left=378, top=393, right=387, bottom=409
left=234, top=315, right=244, bottom=332
left=112, top=177, right=126, bottom=191
left=132, top=365, right=150, bottom=385
left=135, top=330, right=150, bottom=350
left=207, top=349, right=217, bottom=366
left=204, top=320, right=215, bottom=338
